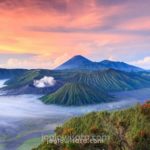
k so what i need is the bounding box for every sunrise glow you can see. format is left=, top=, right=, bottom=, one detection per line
left=0, top=0, right=150, bottom=69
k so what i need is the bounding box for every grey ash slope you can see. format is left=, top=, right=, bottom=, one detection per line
left=56, top=55, right=144, bottom=72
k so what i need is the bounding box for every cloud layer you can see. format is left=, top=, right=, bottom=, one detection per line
left=0, top=0, right=150, bottom=69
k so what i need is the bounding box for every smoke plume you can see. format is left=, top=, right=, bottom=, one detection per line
left=33, top=76, right=56, bottom=88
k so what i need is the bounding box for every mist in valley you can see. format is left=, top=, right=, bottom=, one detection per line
left=0, top=79, right=150, bottom=150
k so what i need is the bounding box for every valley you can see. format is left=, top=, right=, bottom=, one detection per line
left=0, top=56, right=150, bottom=150
left=0, top=78, right=150, bottom=149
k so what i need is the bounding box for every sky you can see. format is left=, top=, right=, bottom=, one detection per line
left=0, top=0, right=150, bottom=69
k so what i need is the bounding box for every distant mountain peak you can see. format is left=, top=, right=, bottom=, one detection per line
left=69, top=55, right=91, bottom=62
left=100, top=60, right=143, bottom=72
left=72, top=55, right=86, bottom=59
left=55, top=55, right=92, bottom=70
left=55, top=55, right=144, bottom=72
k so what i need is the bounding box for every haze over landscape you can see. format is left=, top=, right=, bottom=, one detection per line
left=0, top=1, right=150, bottom=150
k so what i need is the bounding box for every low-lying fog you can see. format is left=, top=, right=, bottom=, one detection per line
left=0, top=79, right=150, bottom=150
left=0, top=80, right=7, bottom=88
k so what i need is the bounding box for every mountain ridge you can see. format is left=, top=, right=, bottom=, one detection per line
left=41, top=82, right=112, bottom=106
left=56, top=55, right=144, bottom=72
left=0, top=68, right=28, bottom=79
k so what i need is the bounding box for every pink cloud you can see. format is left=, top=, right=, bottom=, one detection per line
left=118, top=17, right=150, bottom=31
left=0, top=0, right=150, bottom=68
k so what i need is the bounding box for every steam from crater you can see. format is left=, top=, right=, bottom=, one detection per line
left=33, top=76, right=56, bottom=88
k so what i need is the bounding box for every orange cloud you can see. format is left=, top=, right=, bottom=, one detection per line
left=0, top=0, right=150, bottom=68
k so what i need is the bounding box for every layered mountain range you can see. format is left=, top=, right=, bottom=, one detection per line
left=56, top=55, right=144, bottom=72
left=0, top=55, right=150, bottom=106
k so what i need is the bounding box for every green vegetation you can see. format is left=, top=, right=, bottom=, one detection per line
left=4, top=69, right=73, bottom=89
left=41, top=69, right=150, bottom=106
left=41, top=83, right=112, bottom=106
left=5, top=69, right=150, bottom=92
left=17, top=137, right=41, bottom=150
left=4, top=68, right=150, bottom=106
left=33, top=101, right=150, bottom=150
left=5, top=70, right=41, bottom=89
left=68, top=69, right=150, bottom=92
left=0, top=144, right=5, bottom=150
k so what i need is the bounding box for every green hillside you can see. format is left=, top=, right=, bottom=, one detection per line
left=5, top=69, right=150, bottom=92
left=0, top=68, right=27, bottom=79
left=4, top=69, right=76, bottom=89
left=33, top=101, right=150, bottom=150
left=3, top=68, right=150, bottom=106
left=5, top=70, right=41, bottom=89
left=41, top=83, right=112, bottom=106
left=68, top=69, right=150, bottom=92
